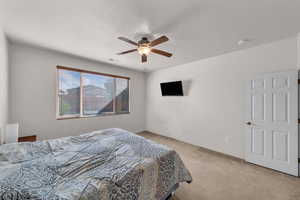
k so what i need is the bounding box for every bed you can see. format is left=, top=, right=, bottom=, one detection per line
left=0, top=128, right=192, bottom=200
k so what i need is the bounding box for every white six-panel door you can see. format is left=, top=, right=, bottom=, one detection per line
left=246, top=70, right=298, bottom=176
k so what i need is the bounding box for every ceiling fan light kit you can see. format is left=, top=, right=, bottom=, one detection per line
left=117, top=35, right=172, bottom=63
left=138, top=45, right=151, bottom=56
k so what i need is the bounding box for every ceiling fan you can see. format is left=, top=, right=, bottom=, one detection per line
left=117, top=35, right=172, bottom=63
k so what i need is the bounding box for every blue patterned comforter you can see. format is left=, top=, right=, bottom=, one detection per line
left=0, top=128, right=192, bottom=200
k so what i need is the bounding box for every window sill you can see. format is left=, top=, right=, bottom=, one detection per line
left=56, top=112, right=130, bottom=120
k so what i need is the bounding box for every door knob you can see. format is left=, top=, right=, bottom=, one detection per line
left=245, top=122, right=252, bottom=125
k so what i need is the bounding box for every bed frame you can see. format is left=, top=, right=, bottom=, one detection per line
left=163, top=183, right=179, bottom=200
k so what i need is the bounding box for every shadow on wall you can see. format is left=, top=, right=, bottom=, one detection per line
left=182, top=80, right=192, bottom=96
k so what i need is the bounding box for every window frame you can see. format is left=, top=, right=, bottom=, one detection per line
left=56, top=66, right=130, bottom=120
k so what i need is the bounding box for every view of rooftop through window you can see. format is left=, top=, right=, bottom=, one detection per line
left=82, top=73, right=114, bottom=115
left=57, top=67, right=129, bottom=118
left=58, top=70, right=80, bottom=116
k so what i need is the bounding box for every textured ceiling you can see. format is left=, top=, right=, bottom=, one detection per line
left=1, top=0, right=300, bottom=71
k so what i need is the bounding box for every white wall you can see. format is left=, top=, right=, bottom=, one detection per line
left=0, top=30, right=8, bottom=143
left=146, top=37, right=298, bottom=159
left=9, top=42, right=146, bottom=140
left=298, top=33, right=300, bottom=69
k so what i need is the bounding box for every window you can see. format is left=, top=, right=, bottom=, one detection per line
left=57, top=66, right=129, bottom=119
left=58, top=69, right=81, bottom=116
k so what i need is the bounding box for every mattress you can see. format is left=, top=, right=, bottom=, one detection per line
left=0, top=128, right=192, bottom=200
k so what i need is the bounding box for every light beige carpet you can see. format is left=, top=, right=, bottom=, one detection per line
left=138, top=131, right=300, bottom=200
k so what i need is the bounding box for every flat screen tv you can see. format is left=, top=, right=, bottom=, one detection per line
left=160, top=81, right=184, bottom=96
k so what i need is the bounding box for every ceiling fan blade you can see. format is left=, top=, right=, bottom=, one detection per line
left=151, top=49, right=173, bottom=57
left=141, top=54, right=147, bottom=63
left=118, top=37, right=138, bottom=46
left=150, top=36, right=169, bottom=47
left=117, top=49, right=137, bottom=55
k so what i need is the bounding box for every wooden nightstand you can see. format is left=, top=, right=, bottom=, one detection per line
left=18, top=135, right=37, bottom=142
